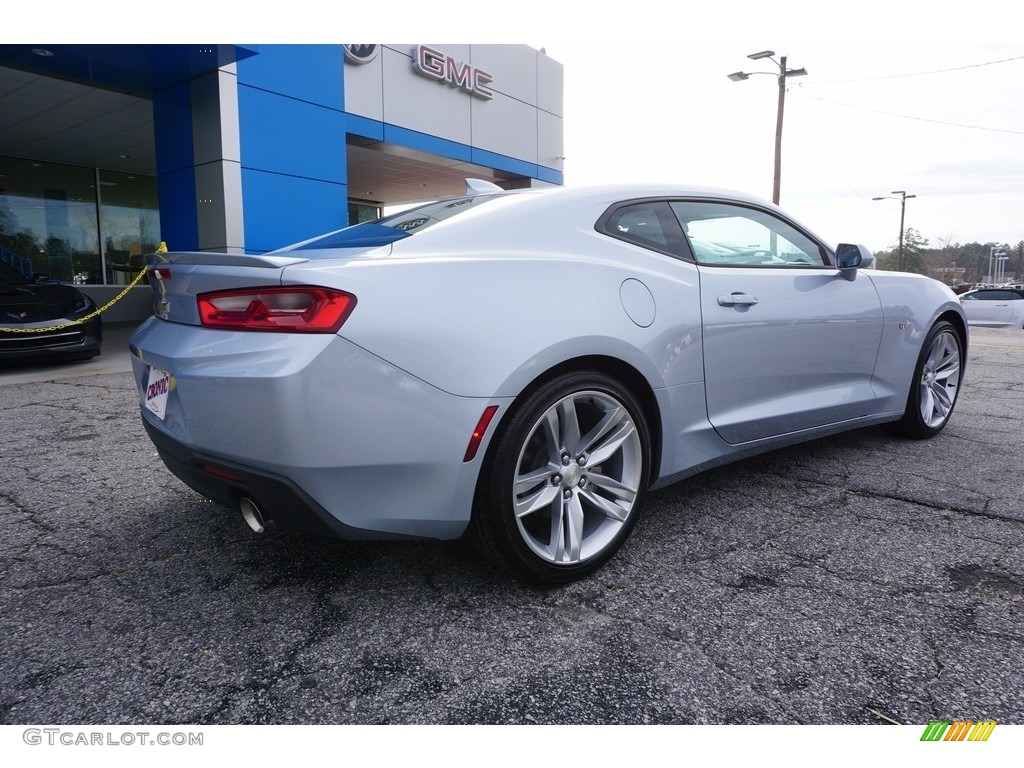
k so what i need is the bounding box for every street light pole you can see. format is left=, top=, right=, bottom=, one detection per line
left=987, top=245, right=1007, bottom=284
left=728, top=51, right=807, bottom=205
left=872, top=191, right=916, bottom=271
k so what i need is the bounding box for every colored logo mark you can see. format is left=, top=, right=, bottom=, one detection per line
left=920, top=720, right=997, bottom=742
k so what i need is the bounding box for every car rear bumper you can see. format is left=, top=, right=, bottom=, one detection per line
left=143, top=419, right=410, bottom=540
left=130, top=318, right=513, bottom=540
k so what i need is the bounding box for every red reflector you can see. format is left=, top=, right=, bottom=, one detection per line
left=202, top=464, right=247, bottom=484
left=150, top=267, right=172, bottom=279
left=197, top=286, right=356, bottom=333
left=463, top=405, right=500, bottom=462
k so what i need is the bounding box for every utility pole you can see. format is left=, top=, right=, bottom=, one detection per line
left=872, top=191, right=916, bottom=271
left=728, top=51, right=807, bottom=205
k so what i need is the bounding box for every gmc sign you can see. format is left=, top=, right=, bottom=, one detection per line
left=413, top=45, right=494, bottom=100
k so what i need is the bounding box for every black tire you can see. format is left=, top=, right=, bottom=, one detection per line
left=468, top=371, right=651, bottom=583
left=885, top=320, right=964, bottom=439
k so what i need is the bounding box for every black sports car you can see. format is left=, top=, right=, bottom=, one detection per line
left=0, top=260, right=102, bottom=364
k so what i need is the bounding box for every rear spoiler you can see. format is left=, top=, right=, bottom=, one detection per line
left=145, top=251, right=309, bottom=269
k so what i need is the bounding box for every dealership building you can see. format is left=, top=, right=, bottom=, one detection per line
left=0, top=44, right=564, bottom=320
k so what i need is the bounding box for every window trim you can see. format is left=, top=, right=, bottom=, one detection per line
left=595, top=199, right=692, bottom=261
left=966, top=289, right=1024, bottom=301
left=596, top=196, right=835, bottom=269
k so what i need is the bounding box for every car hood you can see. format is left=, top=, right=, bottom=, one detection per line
left=0, top=282, right=79, bottom=321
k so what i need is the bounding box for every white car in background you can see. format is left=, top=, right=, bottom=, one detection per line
left=959, top=287, right=1024, bottom=328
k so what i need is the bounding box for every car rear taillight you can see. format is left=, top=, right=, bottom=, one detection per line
left=197, top=287, right=356, bottom=333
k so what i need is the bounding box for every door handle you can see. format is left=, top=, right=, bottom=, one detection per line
left=718, top=293, right=759, bottom=307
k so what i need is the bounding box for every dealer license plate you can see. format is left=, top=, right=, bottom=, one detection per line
left=144, top=366, right=172, bottom=420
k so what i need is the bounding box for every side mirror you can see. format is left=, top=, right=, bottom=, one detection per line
left=835, top=243, right=874, bottom=281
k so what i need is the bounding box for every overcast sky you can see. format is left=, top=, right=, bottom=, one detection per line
left=25, top=1, right=1024, bottom=254
left=551, top=40, right=1024, bottom=252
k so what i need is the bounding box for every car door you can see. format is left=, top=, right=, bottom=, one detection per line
left=670, top=201, right=885, bottom=444
left=960, top=290, right=1015, bottom=326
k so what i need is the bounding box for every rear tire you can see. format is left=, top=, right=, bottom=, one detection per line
left=885, top=320, right=963, bottom=439
left=468, top=371, right=651, bottom=583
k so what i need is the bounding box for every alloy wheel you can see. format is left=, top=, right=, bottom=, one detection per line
left=511, top=390, right=644, bottom=565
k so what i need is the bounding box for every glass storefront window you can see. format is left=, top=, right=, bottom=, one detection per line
left=0, top=156, right=98, bottom=283
left=98, top=169, right=160, bottom=285
left=0, top=155, right=159, bottom=286
left=348, top=200, right=381, bottom=225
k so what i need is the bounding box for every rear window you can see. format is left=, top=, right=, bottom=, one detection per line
left=290, top=194, right=504, bottom=251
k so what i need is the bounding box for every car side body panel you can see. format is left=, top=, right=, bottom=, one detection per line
left=697, top=264, right=884, bottom=444
left=864, top=271, right=968, bottom=415
left=128, top=184, right=969, bottom=548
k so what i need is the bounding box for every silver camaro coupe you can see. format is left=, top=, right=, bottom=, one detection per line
left=130, top=182, right=967, bottom=582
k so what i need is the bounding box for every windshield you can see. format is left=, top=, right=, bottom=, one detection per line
left=289, top=194, right=505, bottom=252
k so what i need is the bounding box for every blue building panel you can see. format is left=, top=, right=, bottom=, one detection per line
left=241, top=169, right=347, bottom=253
left=156, top=167, right=199, bottom=252
left=153, top=82, right=195, bottom=176
left=0, top=44, right=258, bottom=96
left=345, top=113, right=385, bottom=142
left=233, top=45, right=349, bottom=251
left=236, top=45, right=344, bottom=110
left=150, top=44, right=561, bottom=255
left=536, top=165, right=565, bottom=186
left=469, top=147, right=539, bottom=181
left=238, top=85, right=347, bottom=183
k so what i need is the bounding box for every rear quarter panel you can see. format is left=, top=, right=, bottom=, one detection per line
left=282, top=208, right=707, bottom=400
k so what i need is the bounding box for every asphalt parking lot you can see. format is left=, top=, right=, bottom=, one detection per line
left=0, top=326, right=1021, bottom=725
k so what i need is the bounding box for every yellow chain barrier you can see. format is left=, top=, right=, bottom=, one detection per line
left=0, top=265, right=151, bottom=334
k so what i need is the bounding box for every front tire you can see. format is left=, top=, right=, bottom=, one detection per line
left=886, top=320, right=964, bottom=439
left=469, top=371, right=651, bottom=583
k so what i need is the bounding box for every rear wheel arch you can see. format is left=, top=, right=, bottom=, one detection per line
left=468, top=358, right=661, bottom=582
left=489, top=355, right=663, bottom=485
left=938, top=309, right=968, bottom=354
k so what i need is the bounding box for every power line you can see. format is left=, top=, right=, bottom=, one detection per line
left=800, top=54, right=1024, bottom=85
left=796, top=93, right=1024, bottom=135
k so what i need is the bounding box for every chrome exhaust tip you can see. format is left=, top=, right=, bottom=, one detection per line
left=239, top=497, right=266, bottom=534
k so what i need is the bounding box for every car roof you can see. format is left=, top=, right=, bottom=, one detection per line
left=531, top=182, right=779, bottom=208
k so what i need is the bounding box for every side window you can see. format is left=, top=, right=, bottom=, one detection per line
left=599, top=202, right=688, bottom=258
left=974, top=291, right=1013, bottom=301
left=606, top=204, right=668, bottom=248
left=669, top=201, right=826, bottom=267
